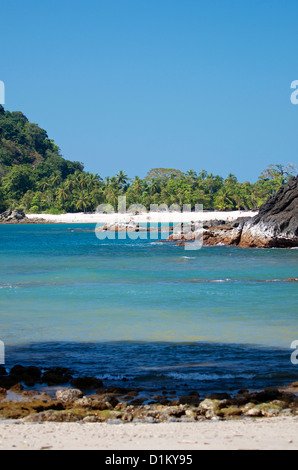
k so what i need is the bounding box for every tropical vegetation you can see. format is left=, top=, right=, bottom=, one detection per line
left=0, top=105, right=296, bottom=214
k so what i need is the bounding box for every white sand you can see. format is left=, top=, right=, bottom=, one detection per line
left=26, top=210, right=257, bottom=225
left=0, top=417, right=297, bottom=450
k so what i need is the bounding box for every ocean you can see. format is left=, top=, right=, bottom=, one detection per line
left=0, top=223, right=297, bottom=397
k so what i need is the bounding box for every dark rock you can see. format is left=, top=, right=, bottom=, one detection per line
left=203, top=219, right=227, bottom=229
left=233, top=393, right=252, bottom=406
left=0, top=375, right=18, bottom=390
left=218, top=399, right=234, bottom=409
left=239, top=176, right=298, bottom=247
left=42, top=367, right=72, bottom=385
left=179, top=395, right=200, bottom=406
left=0, top=210, right=49, bottom=225
left=0, top=366, right=7, bottom=376
left=130, top=397, right=147, bottom=406
left=0, top=209, right=26, bottom=222
left=10, top=365, right=26, bottom=377
left=70, top=376, right=103, bottom=390
left=9, top=365, right=42, bottom=386
left=25, top=366, right=42, bottom=379
left=230, top=217, right=253, bottom=228
left=207, top=392, right=232, bottom=401
left=250, top=388, right=283, bottom=403
left=203, top=176, right=298, bottom=248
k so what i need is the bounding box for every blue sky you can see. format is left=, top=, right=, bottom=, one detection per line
left=1, top=0, right=298, bottom=182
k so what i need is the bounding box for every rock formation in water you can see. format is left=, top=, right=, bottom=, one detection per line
left=169, top=176, right=298, bottom=248
left=238, top=175, right=298, bottom=248
left=0, top=209, right=48, bottom=224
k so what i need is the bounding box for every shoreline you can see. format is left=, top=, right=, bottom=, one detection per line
left=1, top=365, right=297, bottom=425
left=1, top=367, right=297, bottom=449
left=25, top=210, right=257, bottom=225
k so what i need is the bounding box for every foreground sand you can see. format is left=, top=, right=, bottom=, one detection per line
left=0, top=417, right=297, bottom=450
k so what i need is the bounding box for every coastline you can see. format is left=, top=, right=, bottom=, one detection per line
left=1, top=208, right=296, bottom=450
left=25, top=210, right=257, bottom=225
left=0, top=372, right=297, bottom=450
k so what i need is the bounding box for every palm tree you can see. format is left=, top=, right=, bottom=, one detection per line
left=185, top=170, right=197, bottom=186
left=148, top=178, right=162, bottom=196
left=56, top=186, right=68, bottom=204
left=116, top=170, right=129, bottom=190
left=74, top=190, right=91, bottom=213
left=49, top=172, right=62, bottom=188
left=38, top=180, right=50, bottom=192
left=214, top=187, right=235, bottom=211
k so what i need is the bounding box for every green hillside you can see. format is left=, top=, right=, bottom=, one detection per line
left=0, top=105, right=296, bottom=214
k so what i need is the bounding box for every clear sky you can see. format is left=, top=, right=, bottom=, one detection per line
left=1, top=0, right=298, bottom=182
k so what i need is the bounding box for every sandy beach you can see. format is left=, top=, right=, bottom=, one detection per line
left=26, top=210, right=257, bottom=225
left=0, top=417, right=297, bottom=450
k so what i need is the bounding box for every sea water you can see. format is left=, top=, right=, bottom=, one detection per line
left=0, top=224, right=297, bottom=396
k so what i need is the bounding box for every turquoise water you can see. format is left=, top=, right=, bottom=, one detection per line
left=0, top=224, right=297, bottom=395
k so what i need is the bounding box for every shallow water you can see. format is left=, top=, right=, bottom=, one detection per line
left=0, top=224, right=297, bottom=396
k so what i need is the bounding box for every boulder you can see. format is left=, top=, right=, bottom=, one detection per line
left=0, top=209, right=26, bottom=222
left=9, top=365, right=42, bottom=386
left=198, top=399, right=220, bottom=419
left=56, top=388, right=84, bottom=403
left=0, top=210, right=48, bottom=224
left=41, top=367, right=73, bottom=385
left=70, top=376, right=103, bottom=390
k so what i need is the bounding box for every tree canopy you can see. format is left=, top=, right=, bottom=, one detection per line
left=0, top=105, right=296, bottom=214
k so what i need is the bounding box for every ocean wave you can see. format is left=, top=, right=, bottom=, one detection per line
left=98, top=374, right=128, bottom=381
left=167, top=372, right=255, bottom=381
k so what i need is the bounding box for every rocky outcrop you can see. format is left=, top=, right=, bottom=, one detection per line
left=0, top=209, right=48, bottom=224
left=239, top=176, right=298, bottom=248
left=1, top=383, right=297, bottom=422
left=96, top=222, right=149, bottom=232
left=95, top=220, right=162, bottom=233
left=0, top=364, right=297, bottom=422
left=171, top=177, right=298, bottom=248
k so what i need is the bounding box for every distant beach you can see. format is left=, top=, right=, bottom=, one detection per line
left=26, top=210, right=257, bottom=225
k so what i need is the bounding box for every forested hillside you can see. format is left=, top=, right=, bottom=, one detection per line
left=0, top=105, right=296, bottom=213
